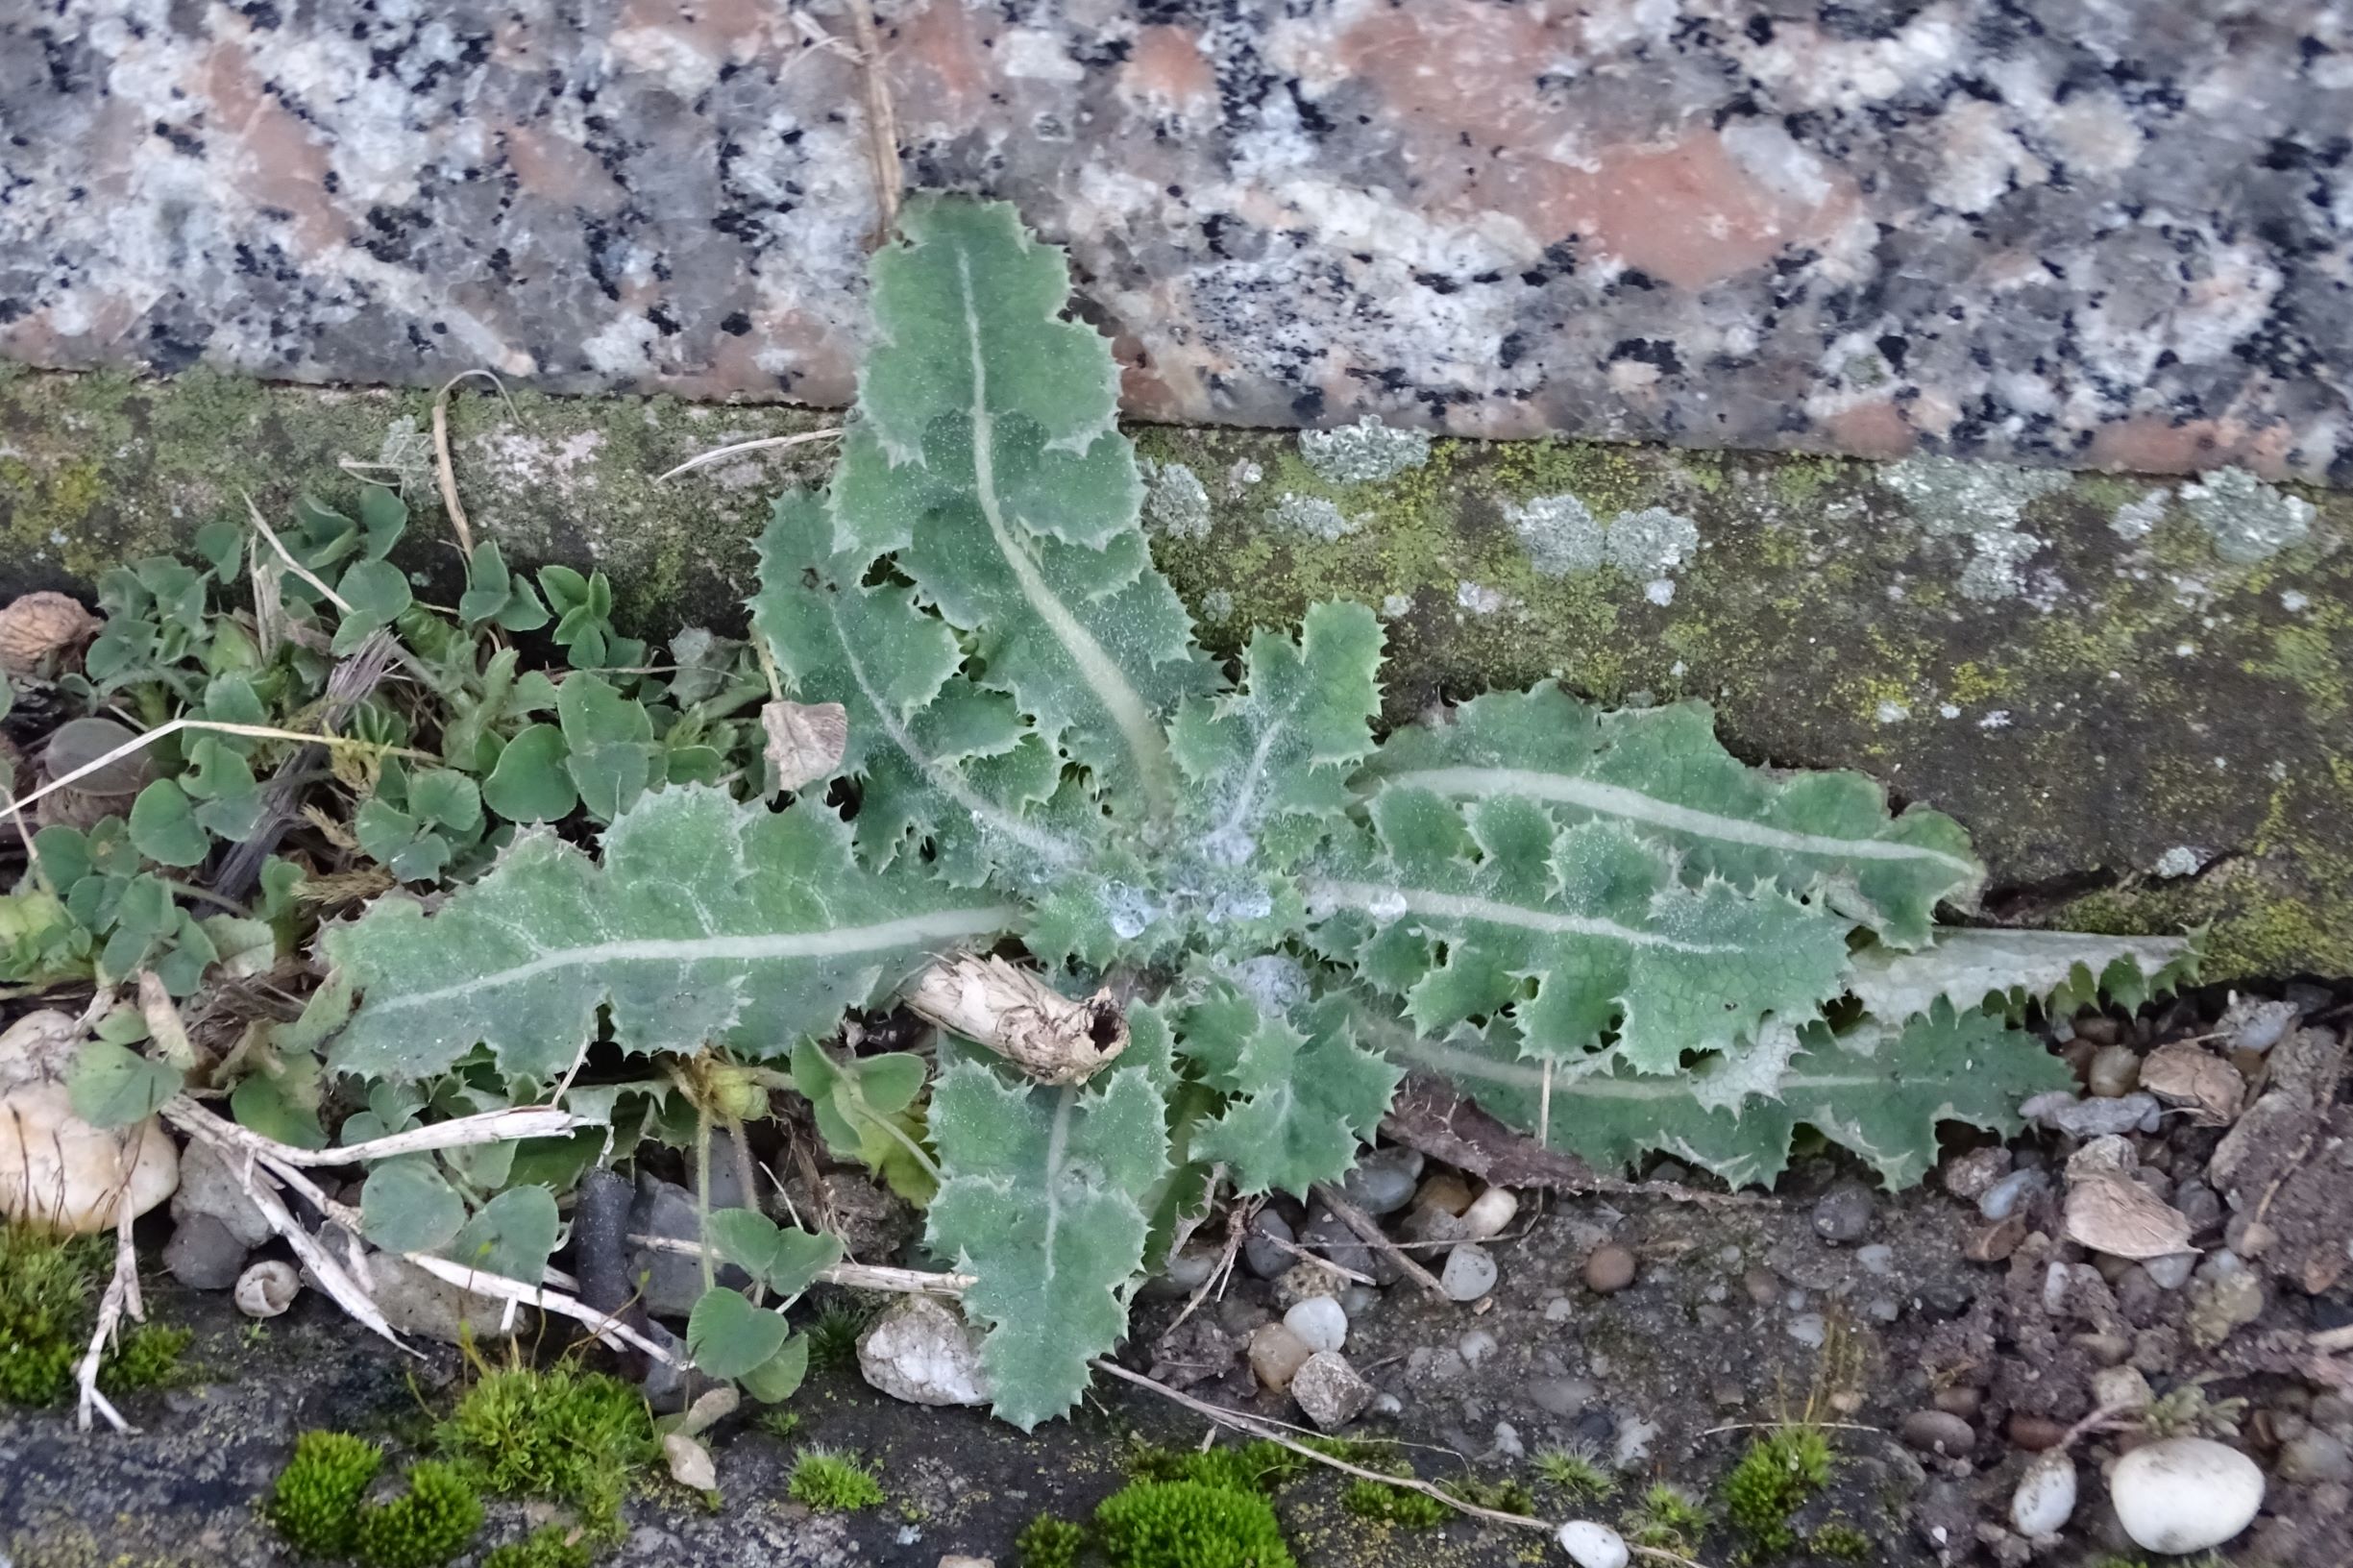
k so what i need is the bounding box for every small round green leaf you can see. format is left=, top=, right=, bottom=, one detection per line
left=703, top=1209, right=844, bottom=1299
left=360, top=1157, right=468, bottom=1253
left=686, top=1286, right=792, bottom=1382
left=128, top=779, right=212, bottom=867
left=445, top=1186, right=559, bottom=1283
left=66, top=1040, right=182, bottom=1128
left=481, top=724, right=577, bottom=822
left=737, top=1335, right=811, bottom=1404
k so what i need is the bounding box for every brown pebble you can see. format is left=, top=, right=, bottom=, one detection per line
left=1900, top=1409, right=1976, bottom=1457
left=2087, top=1043, right=2142, bottom=1098
left=2071, top=1012, right=2122, bottom=1046
left=1963, top=1216, right=2026, bottom=1263
left=2008, top=1414, right=2069, bottom=1451
left=1583, top=1242, right=1637, bottom=1294
left=1933, top=1385, right=1983, bottom=1420
left=1742, top=1267, right=1779, bottom=1305
left=1413, top=1172, right=1474, bottom=1216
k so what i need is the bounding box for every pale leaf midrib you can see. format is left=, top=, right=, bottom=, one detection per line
left=358, top=905, right=1018, bottom=1015
left=1307, top=877, right=1738, bottom=954
left=953, top=248, right=1174, bottom=819
left=1380, top=765, right=1977, bottom=874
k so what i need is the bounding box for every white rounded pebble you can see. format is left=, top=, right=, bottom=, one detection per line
left=1440, top=1243, right=1498, bottom=1302
left=1458, top=1327, right=1498, bottom=1368
left=2145, top=1251, right=2195, bottom=1289
left=2010, top=1450, right=2077, bottom=1537
left=2110, top=1436, right=2265, bottom=1554
left=1459, top=1186, right=1520, bottom=1240
left=1283, top=1295, right=1349, bottom=1354
left=1856, top=1242, right=1896, bottom=1276
left=1556, top=1520, right=1630, bottom=1568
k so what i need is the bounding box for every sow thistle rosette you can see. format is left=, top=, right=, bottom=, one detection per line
left=324, top=198, right=2193, bottom=1429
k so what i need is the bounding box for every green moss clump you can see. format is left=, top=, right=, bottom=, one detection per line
left=0, top=1224, right=190, bottom=1406
left=1627, top=1483, right=1708, bottom=1553
left=1532, top=1446, right=1615, bottom=1503
left=435, top=1363, right=658, bottom=1536
left=1093, top=1480, right=1296, bottom=1568
left=1129, top=1438, right=1307, bottom=1494
left=1723, top=1425, right=1833, bottom=1556
left=1439, top=1474, right=1534, bottom=1513
left=1016, top=1513, right=1087, bottom=1568
left=1810, top=1521, right=1873, bottom=1561
left=1340, top=1479, right=1451, bottom=1528
left=787, top=1448, right=886, bottom=1512
left=480, top=1525, right=593, bottom=1568
left=351, top=1460, right=484, bottom=1568
left=266, top=1431, right=385, bottom=1558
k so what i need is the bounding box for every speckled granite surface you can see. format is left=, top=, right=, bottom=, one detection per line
left=4, top=1, right=2351, bottom=478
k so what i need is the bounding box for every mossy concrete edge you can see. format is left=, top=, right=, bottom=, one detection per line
left=4, top=367, right=2347, bottom=980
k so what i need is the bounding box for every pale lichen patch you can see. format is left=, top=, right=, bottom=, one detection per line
left=1881, top=454, right=2070, bottom=601
left=1268, top=492, right=1360, bottom=541
left=2109, top=486, right=2171, bottom=541
left=1297, top=413, right=1431, bottom=484
left=1140, top=458, right=1213, bottom=539
left=2178, top=466, right=2315, bottom=564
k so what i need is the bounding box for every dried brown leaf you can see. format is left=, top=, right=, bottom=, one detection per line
left=2140, top=1041, right=2245, bottom=1126
left=2063, top=1171, right=2195, bottom=1260
left=0, top=591, right=102, bottom=674
left=760, top=699, right=849, bottom=793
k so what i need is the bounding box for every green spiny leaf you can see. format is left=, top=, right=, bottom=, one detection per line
left=1385, top=1001, right=2072, bottom=1189
left=832, top=196, right=1213, bottom=820
left=1309, top=789, right=1850, bottom=1070
left=1361, top=686, right=1980, bottom=947
left=1849, top=928, right=2198, bottom=1025
left=926, top=1054, right=1168, bottom=1430
left=1174, top=984, right=1400, bottom=1198
left=325, top=787, right=1018, bottom=1083
left=754, top=490, right=1073, bottom=883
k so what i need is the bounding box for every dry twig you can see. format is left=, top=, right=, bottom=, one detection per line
left=656, top=429, right=841, bottom=482
left=1311, top=1182, right=1448, bottom=1299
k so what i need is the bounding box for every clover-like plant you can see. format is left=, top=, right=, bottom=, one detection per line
left=321, top=198, right=2194, bottom=1429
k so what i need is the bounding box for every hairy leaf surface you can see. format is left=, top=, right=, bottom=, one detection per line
left=1387, top=1003, right=2073, bottom=1188
left=1308, top=789, right=1850, bottom=1070
left=326, top=787, right=1017, bottom=1083
left=925, top=1053, right=1168, bottom=1430
left=1174, top=983, right=1402, bottom=1198
left=1850, top=928, right=2196, bottom=1024
left=829, top=197, right=1213, bottom=818
left=754, top=491, right=1076, bottom=884
left=1362, top=686, right=1980, bottom=947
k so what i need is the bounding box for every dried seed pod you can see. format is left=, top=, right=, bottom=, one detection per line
left=234, top=1260, right=302, bottom=1317
left=0, top=591, right=102, bottom=674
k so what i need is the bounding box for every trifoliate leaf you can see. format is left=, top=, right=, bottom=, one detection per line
left=703, top=1209, right=842, bottom=1299
left=789, top=1041, right=939, bottom=1205
left=359, top=1157, right=468, bottom=1253
left=1850, top=928, right=2197, bottom=1024
left=128, top=779, right=211, bottom=868
left=556, top=673, right=656, bottom=822
left=1388, top=1001, right=2073, bottom=1189
left=65, top=1039, right=182, bottom=1128
left=687, top=1286, right=793, bottom=1381
left=1308, top=789, right=1850, bottom=1070
left=926, top=1055, right=1168, bottom=1429
left=1174, top=984, right=1401, bottom=1198
left=445, top=1185, right=559, bottom=1282
left=1361, top=686, right=1980, bottom=947
left=833, top=196, right=1213, bottom=821
left=753, top=492, right=1073, bottom=883
left=325, top=786, right=1017, bottom=1083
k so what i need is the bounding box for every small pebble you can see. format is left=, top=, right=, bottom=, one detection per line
left=1490, top=1420, right=1524, bottom=1460
left=1941, top=1145, right=2012, bottom=1202
left=2087, top=1043, right=2143, bottom=1097
left=1413, top=1172, right=1473, bottom=1216
left=1338, top=1284, right=1381, bottom=1320
left=1963, top=1215, right=2026, bottom=1263
left=2008, top=1414, right=2068, bottom=1451
left=1867, top=1297, right=1900, bottom=1324
left=2071, top=1012, right=2122, bottom=1046
left=1556, top=1521, right=1630, bottom=1568
left=1856, top=1242, right=1895, bottom=1276
left=1284, top=1296, right=1348, bottom=1354
left=2110, top=1436, right=2265, bottom=1554
left=1243, top=1211, right=1295, bottom=1279
left=1977, top=1168, right=2048, bottom=1220
left=2145, top=1251, right=2195, bottom=1289
left=1742, top=1267, right=1778, bottom=1305
left=1933, top=1386, right=1982, bottom=1420
left=1811, top=1181, right=1875, bottom=1244
left=2010, top=1450, right=2077, bottom=1536
left=1900, top=1409, right=1976, bottom=1457
left=1573, top=1407, right=1616, bottom=1448
left=1525, top=1376, right=1595, bottom=1418
left=1458, top=1327, right=1499, bottom=1369
left=1787, top=1312, right=1826, bottom=1349
left=1289, top=1351, right=1374, bottom=1431
left=1341, top=1151, right=1422, bottom=1215
left=1458, top=1186, right=1519, bottom=1241
left=2276, top=1432, right=2353, bottom=1485
left=1440, top=1244, right=1498, bottom=1303
left=1582, top=1243, right=1637, bottom=1294
left=1542, top=1295, right=1576, bottom=1323
left=1248, top=1323, right=1312, bottom=1391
